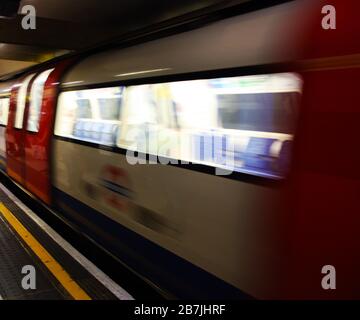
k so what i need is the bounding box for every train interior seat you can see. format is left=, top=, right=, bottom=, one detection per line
left=243, top=137, right=277, bottom=172
left=73, top=119, right=119, bottom=146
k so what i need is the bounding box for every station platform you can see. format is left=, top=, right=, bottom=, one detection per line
left=0, top=182, right=133, bottom=300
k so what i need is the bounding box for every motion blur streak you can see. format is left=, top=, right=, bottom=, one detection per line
left=0, top=0, right=359, bottom=299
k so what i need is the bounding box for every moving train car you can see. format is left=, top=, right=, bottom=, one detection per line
left=0, top=0, right=359, bottom=299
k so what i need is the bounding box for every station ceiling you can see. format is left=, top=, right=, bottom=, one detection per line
left=0, top=0, right=273, bottom=76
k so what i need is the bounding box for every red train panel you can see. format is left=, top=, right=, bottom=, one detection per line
left=6, top=60, right=73, bottom=205
left=24, top=60, right=73, bottom=205
left=6, top=74, right=34, bottom=185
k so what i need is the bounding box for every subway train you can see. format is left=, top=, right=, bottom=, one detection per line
left=0, top=0, right=359, bottom=299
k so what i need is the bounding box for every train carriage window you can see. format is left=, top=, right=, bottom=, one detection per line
left=117, top=73, right=302, bottom=178
left=14, top=74, right=35, bottom=129
left=98, top=97, right=122, bottom=120
left=55, top=87, right=123, bottom=146
left=55, top=73, right=301, bottom=179
left=118, top=84, right=163, bottom=154
left=0, top=98, right=10, bottom=126
left=76, top=99, right=92, bottom=119
left=27, top=69, right=54, bottom=132
left=218, top=92, right=299, bottom=133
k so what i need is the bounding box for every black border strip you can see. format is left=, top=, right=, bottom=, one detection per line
left=53, top=135, right=285, bottom=188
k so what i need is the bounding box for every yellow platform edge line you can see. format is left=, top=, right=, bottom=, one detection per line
left=0, top=202, right=91, bottom=300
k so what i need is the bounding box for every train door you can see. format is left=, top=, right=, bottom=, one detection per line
left=6, top=74, right=35, bottom=184
left=23, top=68, right=55, bottom=204
left=23, top=60, right=73, bottom=205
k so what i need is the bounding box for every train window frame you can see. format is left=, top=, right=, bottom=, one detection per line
left=54, top=87, right=124, bottom=147
left=117, top=73, right=302, bottom=179
left=27, top=68, right=54, bottom=133
left=55, top=72, right=302, bottom=180
left=14, top=73, right=35, bottom=129
left=0, top=97, right=10, bottom=126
